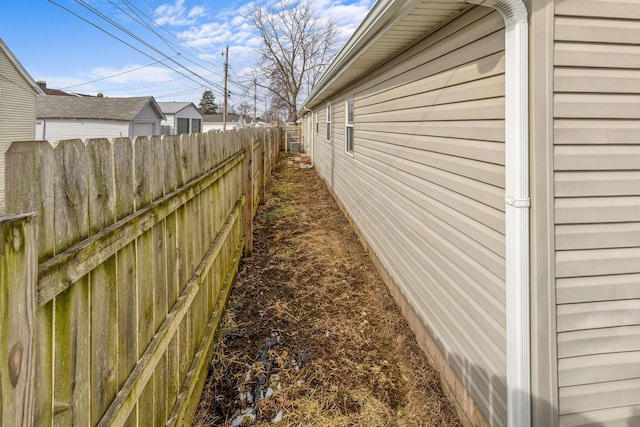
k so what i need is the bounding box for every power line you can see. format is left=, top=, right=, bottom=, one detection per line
left=50, top=0, right=226, bottom=99
left=48, top=0, right=214, bottom=94
left=48, top=0, right=256, bottom=105
left=108, top=0, right=180, bottom=55
left=113, top=0, right=229, bottom=83
left=111, top=0, right=225, bottom=82
left=71, top=0, right=221, bottom=89
left=120, top=0, right=226, bottom=69
left=99, top=76, right=186, bottom=93
left=154, top=86, right=205, bottom=99
left=60, top=56, right=177, bottom=89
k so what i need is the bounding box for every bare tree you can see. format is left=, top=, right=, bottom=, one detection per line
left=237, top=101, right=252, bottom=119
left=250, top=0, right=338, bottom=122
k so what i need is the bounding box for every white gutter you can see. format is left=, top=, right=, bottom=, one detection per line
left=300, top=0, right=424, bottom=113
left=467, top=1, right=530, bottom=426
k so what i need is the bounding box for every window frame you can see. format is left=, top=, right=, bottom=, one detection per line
left=176, top=117, right=190, bottom=134
left=326, top=103, right=331, bottom=141
left=191, top=118, right=202, bottom=133
left=345, top=98, right=354, bottom=153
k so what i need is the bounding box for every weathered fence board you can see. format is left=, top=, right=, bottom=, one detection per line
left=112, top=136, right=138, bottom=427
left=5, top=140, right=55, bottom=426
left=0, top=213, right=36, bottom=427
left=52, top=139, right=91, bottom=426
left=2, top=127, right=280, bottom=427
left=86, top=138, right=118, bottom=425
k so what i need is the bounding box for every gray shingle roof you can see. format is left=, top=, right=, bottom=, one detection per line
left=37, top=95, right=161, bottom=120
left=203, top=113, right=242, bottom=122
left=157, top=101, right=197, bottom=114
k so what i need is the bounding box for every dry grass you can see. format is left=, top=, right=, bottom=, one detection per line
left=193, top=155, right=461, bottom=426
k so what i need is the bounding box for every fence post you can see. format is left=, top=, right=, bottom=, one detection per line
left=0, top=213, right=37, bottom=426
left=243, top=132, right=254, bottom=256
left=284, top=131, right=289, bottom=154
left=259, top=132, right=266, bottom=205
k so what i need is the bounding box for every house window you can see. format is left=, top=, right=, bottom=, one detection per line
left=177, top=118, right=189, bottom=134
left=315, top=112, right=319, bottom=133
left=192, top=118, right=202, bottom=133
left=326, top=103, right=331, bottom=141
left=346, top=99, right=354, bottom=153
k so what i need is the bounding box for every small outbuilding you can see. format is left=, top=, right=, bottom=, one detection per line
left=300, top=1, right=640, bottom=426
left=157, top=101, right=203, bottom=135
left=36, top=95, right=165, bottom=142
left=0, top=38, right=43, bottom=212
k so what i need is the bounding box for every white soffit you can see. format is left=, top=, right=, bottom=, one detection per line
left=303, top=0, right=469, bottom=111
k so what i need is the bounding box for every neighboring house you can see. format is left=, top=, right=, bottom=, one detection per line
left=158, top=101, right=203, bottom=135
left=36, top=80, right=73, bottom=96
left=36, top=95, right=165, bottom=141
left=300, top=1, right=640, bottom=427
left=0, top=38, right=43, bottom=212
left=202, top=113, right=246, bottom=132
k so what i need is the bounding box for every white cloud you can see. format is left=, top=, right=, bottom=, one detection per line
left=178, top=23, right=234, bottom=48
left=41, top=0, right=376, bottom=104
left=231, top=15, right=246, bottom=26
left=187, top=5, right=205, bottom=18
left=315, top=0, right=373, bottom=40
left=171, top=0, right=373, bottom=62
left=89, top=64, right=177, bottom=84
left=34, top=64, right=178, bottom=94
left=154, top=0, right=206, bottom=26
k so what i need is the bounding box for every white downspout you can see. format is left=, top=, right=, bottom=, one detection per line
left=301, top=105, right=315, bottom=166
left=467, top=1, right=530, bottom=426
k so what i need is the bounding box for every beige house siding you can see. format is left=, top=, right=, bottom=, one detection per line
left=310, top=7, right=507, bottom=426
left=0, top=45, right=38, bottom=213
left=554, top=1, right=640, bottom=425
left=528, top=0, right=559, bottom=425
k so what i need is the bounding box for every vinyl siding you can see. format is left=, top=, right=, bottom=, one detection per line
left=41, top=119, right=130, bottom=142
left=554, top=2, right=640, bottom=425
left=0, top=49, right=38, bottom=212
left=310, top=7, right=506, bottom=426
left=161, top=106, right=203, bottom=134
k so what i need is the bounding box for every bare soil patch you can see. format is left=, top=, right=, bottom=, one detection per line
left=193, top=155, right=461, bottom=426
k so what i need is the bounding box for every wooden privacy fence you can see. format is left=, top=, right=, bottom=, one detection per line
left=0, top=128, right=280, bottom=426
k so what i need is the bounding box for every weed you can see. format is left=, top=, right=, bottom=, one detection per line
left=194, top=153, right=460, bottom=427
left=264, top=205, right=297, bottom=221
left=288, top=243, right=304, bottom=253
left=274, top=181, right=295, bottom=198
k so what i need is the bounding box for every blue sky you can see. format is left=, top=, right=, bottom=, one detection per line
left=1, top=0, right=373, bottom=113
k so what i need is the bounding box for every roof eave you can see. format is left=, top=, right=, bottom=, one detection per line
left=0, top=38, right=44, bottom=95
left=140, top=97, right=167, bottom=121
left=299, top=0, right=469, bottom=115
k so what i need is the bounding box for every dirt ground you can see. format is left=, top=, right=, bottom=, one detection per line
left=192, top=155, right=461, bottom=426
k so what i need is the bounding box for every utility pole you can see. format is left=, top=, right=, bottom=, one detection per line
left=223, top=45, right=228, bottom=132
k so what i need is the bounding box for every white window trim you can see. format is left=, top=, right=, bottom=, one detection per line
left=345, top=98, right=354, bottom=154
left=326, top=103, right=331, bottom=141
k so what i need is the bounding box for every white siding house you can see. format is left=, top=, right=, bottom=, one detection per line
left=158, top=101, right=203, bottom=135
left=300, top=0, right=640, bottom=426
left=202, top=113, right=246, bottom=132
left=0, top=38, right=43, bottom=212
left=36, top=96, right=165, bottom=142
